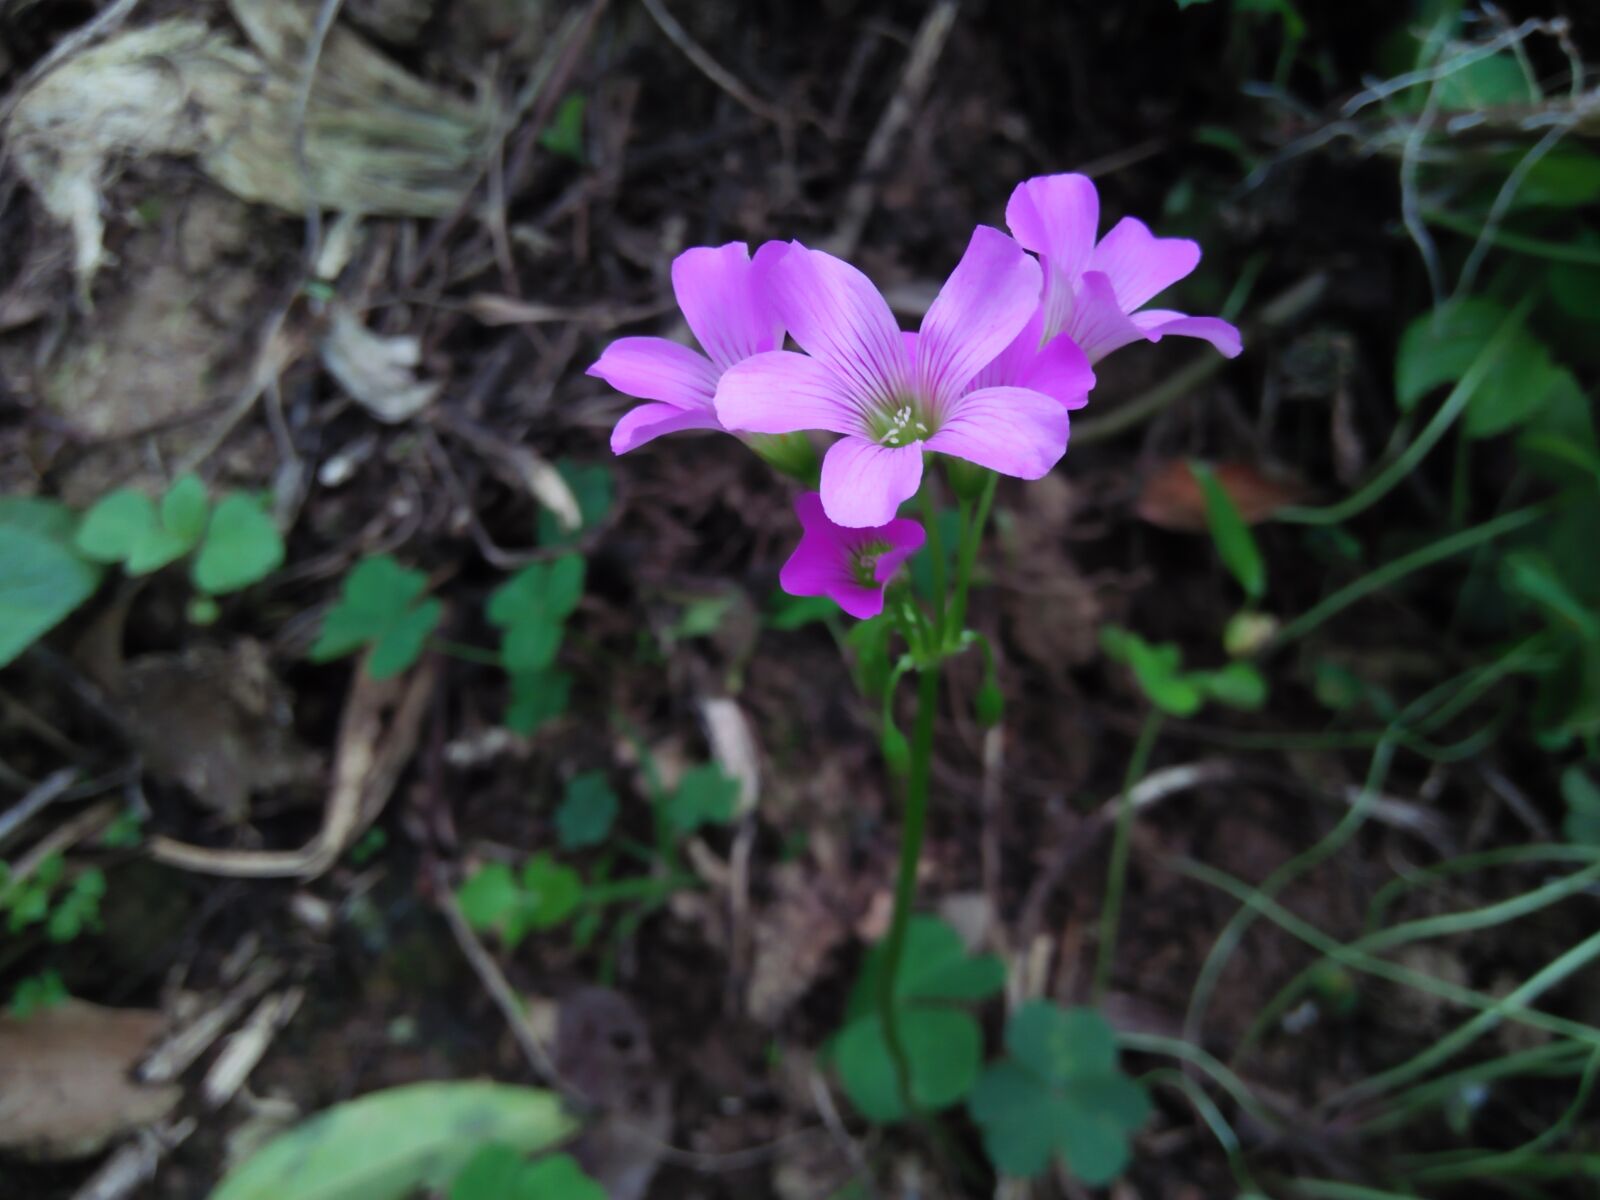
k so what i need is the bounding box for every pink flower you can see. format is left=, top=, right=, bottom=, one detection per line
left=590, top=241, right=787, bottom=454
left=779, top=492, right=924, bottom=619
left=1005, top=173, right=1242, bottom=365
left=716, top=227, right=1070, bottom=528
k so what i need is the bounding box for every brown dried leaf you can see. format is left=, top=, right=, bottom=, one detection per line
left=0, top=1002, right=181, bottom=1160
left=1136, top=460, right=1307, bottom=532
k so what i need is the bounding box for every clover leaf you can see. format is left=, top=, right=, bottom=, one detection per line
left=76, top=474, right=210, bottom=576
left=451, top=1145, right=604, bottom=1200
left=556, top=771, right=618, bottom=849
left=192, top=493, right=285, bottom=594
left=488, top=556, right=585, bottom=673
left=310, top=555, right=442, bottom=679
left=456, top=856, right=581, bottom=950
left=660, top=764, right=739, bottom=837
left=969, top=1002, right=1151, bottom=1185
left=504, top=668, right=572, bottom=735
left=833, top=915, right=1004, bottom=1122
left=1100, top=626, right=1268, bottom=716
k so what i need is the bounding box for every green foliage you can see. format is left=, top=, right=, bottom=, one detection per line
left=457, top=856, right=581, bottom=949
left=0, top=497, right=104, bottom=669
left=209, top=1082, right=576, bottom=1200
left=1191, top=461, right=1266, bottom=601
left=101, top=808, right=146, bottom=849
left=556, top=771, right=618, bottom=849
left=8, top=969, right=68, bottom=1019
left=660, top=764, right=739, bottom=837
left=1100, top=626, right=1268, bottom=717
left=505, top=668, right=572, bottom=735
left=450, top=1146, right=604, bottom=1200
left=537, top=460, right=612, bottom=547
left=1562, top=766, right=1600, bottom=846
left=538, top=94, right=587, bottom=164
left=192, top=493, right=286, bottom=595
left=77, top=475, right=207, bottom=575
left=1, top=853, right=103, bottom=942
left=1395, top=299, right=1575, bottom=439
left=488, top=555, right=585, bottom=674
left=833, top=916, right=1005, bottom=1122
left=969, top=1002, right=1151, bottom=1184
left=309, top=555, right=443, bottom=679
left=766, top=591, right=838, bottom=631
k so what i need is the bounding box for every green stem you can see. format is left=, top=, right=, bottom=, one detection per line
left=429, top=638, right=502, bottom=667
left=1268, top=504, right=1545, bottom=649
left=878, top=664, right=940, bottom=1116
left=946, top=472, right=998, bottom=644
left=1424, top=206, right=1600, bottom=267
left=1273, top=295, right=1536, bottom=526
left=919, top=482, right=947, bottom=637
left=1095, top=709, right=1165, bottom=1002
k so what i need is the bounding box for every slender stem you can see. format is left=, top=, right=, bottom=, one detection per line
left=1273, top=295, right=1535, bottom=526
left=429, top=638, right=502, bottom=667
left=1268, top=504, right=1545, bottom=649
left=946, top=472, right=998, bottom=643
left=878, top=664, right=940, bottom=1114
left=1094, top=709, right=1165, bottom=1001
left=919, top=483, right=947, bottom=636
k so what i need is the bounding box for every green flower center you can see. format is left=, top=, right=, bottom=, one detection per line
left=850, top=540, right=892, bottom=588
left=871, top=399, right=934, bottom=448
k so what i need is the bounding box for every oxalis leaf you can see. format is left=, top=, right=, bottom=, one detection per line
left=209, top=1082, right=577, bottom=1200
left=192, top=494, right=285, bottom=595
left=968, top=1002, right=1151, bottom=1185
left=834, top=916, right=1004, bottom=1122
left=309, top=555, right=442, bottom=678
left=0, top=498, right=103, bottom=669
left=489, top=555, right=585, bottom=673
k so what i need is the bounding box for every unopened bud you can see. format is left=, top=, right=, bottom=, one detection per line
left=748, top=433, right=819, bottom=485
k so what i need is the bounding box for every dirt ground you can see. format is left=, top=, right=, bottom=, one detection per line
left=3, top=1, right=1599, bottom=1197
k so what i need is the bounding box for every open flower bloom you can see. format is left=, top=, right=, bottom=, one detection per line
left=779, top=492, right=924, bottom=619
left=590, top=241, right=786, bottom=454
left=716, top=227, right=1071, bottom=527
left=963, top=309, right=1095, bottom=409
left=1005, top=173, right=1242, bottom=365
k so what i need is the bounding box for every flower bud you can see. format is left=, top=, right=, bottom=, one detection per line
left=976, top=679, right=1004, bottom=727
left=944, top=456, right=992, bottom=503
left=881, top=723, right=911, bottom=777
left=747, top=432, right=819, bottom=485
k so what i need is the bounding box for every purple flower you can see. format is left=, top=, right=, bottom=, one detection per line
left=716, top=227, right=1071, bottom=528
left=1005, top=173, right=1242, bottom=365
left=779, top=492, right=924, bottom=619
left=590, top=241, right=787, bottom=454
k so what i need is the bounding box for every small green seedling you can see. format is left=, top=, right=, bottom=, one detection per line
left=968, top=1002, right=1151, bottom=1185
left=833, top=915, right=1005, bottom=1122
left=505, top=668, right=572, bottom=735
left=556, top=772, right=619, bottom=850
left=77, top=477, right=284, bottom=596
left=1100, top=626, right=1267, bottom=717
left=488, top=555, right=585, bottom=674
left=8, top=969, right=68, bottom=1019
left=0, top=854, right=104, bottom=942
left=450, top=1145, right=604, bottom=1200
left=537, top=459, right=612, bottom=547
left=0, top=496, right=104, bottom=669
left=537, top=95, right=588, bottom=165
left=457, top=856, right=581, bottom=950
left=659, top=764, right=739, bottom=838
left=310, top=555, right=443, bottom=679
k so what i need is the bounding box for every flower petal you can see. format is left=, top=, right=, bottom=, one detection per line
left=1005, top=174, right=1100, bottom=285
left=873, top=518, right=926, bottom=582
left=671, top=242, right=786, bottom=372
left=1018, top=330, right=1095, bottom=410
left=819, top=438, right=924, bottom=528
left=587, top=337, right=718, bottom=406
left=917, top=226, right=1041, bottom=405
left=611, top=401, right=724, bottom=454
left=770, top=242, right=910, bottom=407
left=924, top=386, right=1069, bottom=479
left=1065, top=272, right=1149, bottom=364
left=1089, top=217, right=1201, bottom=313
left=1131, top=310, right=1243, bottom=358
left=716, top=350, right=870, bottom=437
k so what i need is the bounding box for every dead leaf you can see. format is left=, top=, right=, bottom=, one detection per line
left=319, top=305, right=442, bottom=423
left=1136, top=460, right=1307, bottom=532
left=0, top=1002, right=181, bottom=1160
